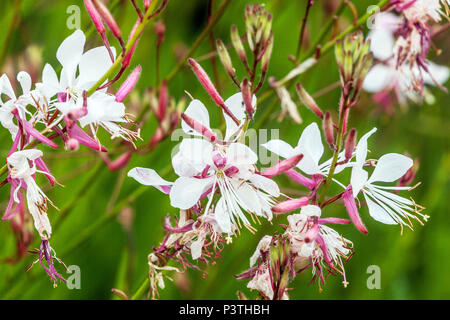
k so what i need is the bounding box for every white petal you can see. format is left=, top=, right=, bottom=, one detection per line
left=127, top=167, right=172, bottom=193
left=169, top=176, right=212, bottom=209
left=261, top=139, right=294, bottom=159
left=368, top=153, right=413, bottom=183
left=182, top=99, right=211, bottom=136
left=56, top=30, right=86, bottom=86
left=0, top=74, right=16, bottom=100
left=172, top=151, right=201, bottom=177
left=77, top=46, right=116, bottom=89
left=368, top=29, right=395, bottom=61
left=300, top=204, right=321, bottom=217
left=226, top=143, right=258, bottom=166
left=350, top=166, right=369, bottom=197
left=355, top=127, right=377, bottom=165
left=214, top=197, right=232, bottom=233
left=364, top=193, right=397, bottom=224
left=296, top=123, right=323, bottom=174
left=17, top=71, right=32, bottom=94
left=424, top=61, right=450, bottom=85
left=249, top=174, right=280, bottom=197
left=179, top=138, right=213, bottom=170
left=362, top=64, right=392, bottom=93
left=190, top=238, right=204, bottom=260
left=223, top=92, right=255, bottom=140
left=40, top=64, right=60, bottom=98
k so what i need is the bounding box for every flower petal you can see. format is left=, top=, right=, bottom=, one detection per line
left=214, top=197, right=232, bottom=233
left=169, top=176, right=213, bottom=209
left=226, top=142, right=258, bottom=166
left=295, top=122, right=323, bottom=174
left=350, top=166, right=369, bottom=196
left=249, top=174, right=280, bottom=197
left=182, top=99, right=211, bottom=136
left=56, top=30, right=86, bottom=86
left=77, top=46, right=116, bottom=89
left=261, top=139, right=294, bottom=159
left=364, top=193, right=397, bottom=224
left=355, top=127, right=377, bottom=166
left=362, top=64, right=392, bottom=93
left=368, top=153, right=413, bottom=184
left=128, top=167, right=173, bottom=193
left=223, top=92, right=255, bottom=140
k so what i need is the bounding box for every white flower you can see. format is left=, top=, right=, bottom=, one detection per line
left=349, top=128, right=427, bottom=230
left=129, top=93, right=279, bottom=234
left=262, top=122, right=348, bottom=178
left=363, top=12, right=449, bottom=103
left=403, top=0, right=445, bottom=22
left=7, top=150, right=53, bottom=238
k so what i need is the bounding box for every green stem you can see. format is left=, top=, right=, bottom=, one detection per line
left=131, top=278, right=150, bottom=300
left=0, top=0, right=22, bottom=69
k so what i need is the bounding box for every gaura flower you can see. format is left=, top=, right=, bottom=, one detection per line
left=262, top=122, right=348, bottom=188
left=129, top=93, right=280, bottom=234
left=36, top=29, right=139, bottom=144
left=6, top=149, right=54, bottom=239
left=363, top=12, right=449, bottom=106
left=348, top=127, right=427, bottom=231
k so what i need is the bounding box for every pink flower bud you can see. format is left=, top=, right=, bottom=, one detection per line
left=157, top=79, right=168, bottom=121
left=344, top=128, right=357, bottom=161
left=285, top=169, right=317, bottom=190
left=272, top=197, right=309, bottom=213
left=262, top=154, right=304, bottom=178
left=241, top=78, right=253, bottom=119
left=323, top=111, right=334, bottom=148
left=93, top=0, right=122, bottom=39
left=155, top=21, right=166, bottom=46
left=144, top=0, right=152, bottom=10
left=84, top=0, right=105, bottom=34
left=105, top=152, right=132, bottom=171
left=181, top=112, right=217, bottom=143
left=116, top=65, right=142, bottom=102
left=304, top=224, right=320, bottom=243
left=188, top=58, right=240, bottom=125
left=342, top=185, right=368, bottom=234
left=66, top=138, right=80, bottom=151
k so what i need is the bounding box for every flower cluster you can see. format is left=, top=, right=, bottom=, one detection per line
left=363, top=1, right=450, bottom=109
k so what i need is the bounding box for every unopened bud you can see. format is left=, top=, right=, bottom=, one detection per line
left=296, top=82, right=323, bottom=118
left=115, top=65, right=142, bottom=102
left=241, top=78, right=253, bottom=119
left=93, top=0, right=122, bottom=40
left=261, top=34, right=273, bottom=72
left=84, top=0, right=105, bottom=34
left=155, top=21, right=166, bottom=46
left=262, top=154, right=304, bottom=178
left=231, top=25, right=247, bottom=64
left=344, top=128, right=357, bottom=161
left=66, top=138, right=79, bottom=151
left=323, top=111, right=334, bottom=149
left=216, top=39, right=235, bottom=78
left=144, top=0, right=151, bottom=10
left=181, top=112, right=217, bottom=142
left=188, top=58, right=239, bottom=125
left=272, top=197, right=309, bottom=213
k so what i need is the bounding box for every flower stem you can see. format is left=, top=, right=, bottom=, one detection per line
left=131, top=278, right=150, bottom=300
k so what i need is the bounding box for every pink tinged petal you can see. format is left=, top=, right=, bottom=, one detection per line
left=67, top=124, right=107, bottom=152
left=115, top=65, right=141, bottom=102
left=364, top=193, right=397, bottom=225
left=315, top=235, right=333, bottom=266
left=262, top=139, right=295, bottom=159
left=362, top=64, right=392, bottom=93
left=262, top=154, right=304, bottom=178
left=191, top=239, right=205, bottom=260
left=342, top=186, right=368, bottom=234
left=169, top=176, right=213, bottom=209
left=22, top=120, right=58, bottom=149
left=367, top=153, right=413, bottom=184
left=127, top=167, right=173, bottom=194
left=318, top=217, right=351, bottom=225
left=84, top=0, right=106, bottom=34
left=8, top=131, right=22, bottom=157
left=272, top=197, right=309, bottom=213
left=212, top=153, right=227, bottom=169
left=35, top=157, right=55, bottom=186
left=285, top=169, right=317, bottom=190
left=3, top=183, right=19, bottom=220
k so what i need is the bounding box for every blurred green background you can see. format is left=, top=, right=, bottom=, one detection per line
left=0, top=0, right=448, bottom=300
